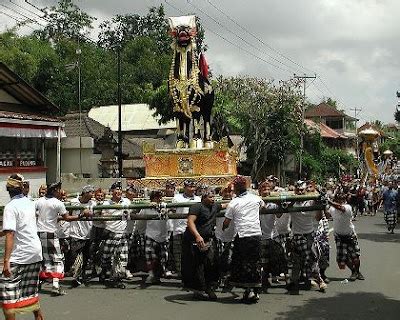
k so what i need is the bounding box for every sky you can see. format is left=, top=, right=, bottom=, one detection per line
left=1, top=0, right=399, bottom=124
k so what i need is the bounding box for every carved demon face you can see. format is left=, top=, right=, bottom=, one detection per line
left=168, top=15, right=197, bottom=47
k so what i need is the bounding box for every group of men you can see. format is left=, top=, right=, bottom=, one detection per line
left=2, top=172, right=380, bottom=316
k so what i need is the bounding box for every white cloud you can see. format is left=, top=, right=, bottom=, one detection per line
left=1, top=0, right=399, bottom=123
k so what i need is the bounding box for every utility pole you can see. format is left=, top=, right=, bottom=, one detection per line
left=294, top=74, right=316, bottom=179
left=77, top=33, right=82, bottom=177
left=117, top=46, right=123, bottom=178
left=350, top=107, right=362, bottom=161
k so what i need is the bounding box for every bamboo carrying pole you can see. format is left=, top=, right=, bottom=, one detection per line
left=62, top=193, right=326, bottom=221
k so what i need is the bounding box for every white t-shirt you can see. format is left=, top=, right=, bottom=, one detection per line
left=225, top=192, right=263, bottom=238
left=69, top=198, right=95, bottom=240
left=172, top=193, right=201, bottom=235
left=36, top=196, right=68, bottom=234
left=56, top=220, right=70, bottom=239
left=328, top=204, right=355, bottom=235
left=2, top=195, right=42, bottom=264
left=140, top=208, right=169, bottom=243
left=215, top=216, right=236, bottom=242
left=103, top=198, right=129, bottom=234
left=260, top=203, right=279, bottom=240
left=276, top=213, right=291, bottom=235
left=290, top=201, right=316, bottom=235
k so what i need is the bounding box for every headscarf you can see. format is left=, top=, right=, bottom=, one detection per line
left=6, top=174, right=24, bottom=189
left=232, top=175, right=247, bottom=189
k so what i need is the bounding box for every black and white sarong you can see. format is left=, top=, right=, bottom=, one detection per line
left=37, top=232, right=64, bottom=280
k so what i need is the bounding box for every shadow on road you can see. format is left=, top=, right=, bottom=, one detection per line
left=164, top=291, right=241, bottom=305
left=357, top=232, right=400, bottom=243
left=275, top=292, right=400, bottom=320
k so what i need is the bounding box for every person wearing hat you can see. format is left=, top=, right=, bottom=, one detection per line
left=123, top=185, right=142, bottom=278
left=325, top=192, right=365, bottom=281
left=258, top=181, right=287, bottom=293
left=170, top=179, right=200, bottom=276
left=382, top=181, right=398, bottom=234
left=68, top=185, right=96, bottom=287
left=90, top=188, right=106, bottom=278
left=164, top=180, right=176, bottom=198
left=36, top=181, right=89, bottom=295
left=286, top=181, right=323, bottom=295
left=222, top=175, right=264, bottom=303
left=100, top=181, right=130, bottom=288
left=1, top=174, right=44, bottom=319
left=266, top=175, right=284, bottom=193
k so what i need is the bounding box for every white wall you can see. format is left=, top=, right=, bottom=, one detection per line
left=60, top=137, right=101, bottom=178
left=0, top=172, right=46, bottom=206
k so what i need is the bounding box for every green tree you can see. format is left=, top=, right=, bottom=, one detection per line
left=38, top=0, right=95, bottom=42
left=213, top=76, right=303, bottom=180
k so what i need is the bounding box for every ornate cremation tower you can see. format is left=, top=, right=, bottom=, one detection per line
left=131, top=15, right=238, bottom=189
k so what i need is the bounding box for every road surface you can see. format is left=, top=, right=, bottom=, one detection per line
left=15, top=212, right=400, bottom=320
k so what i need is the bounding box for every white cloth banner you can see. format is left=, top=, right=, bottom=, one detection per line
left=0, top=126, right=66, bottom=138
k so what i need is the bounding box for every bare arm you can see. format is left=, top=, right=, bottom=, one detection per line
left=222, top=217, right=231, bottom=231
left=328, top=200, right=346, bottom=212
left=187, top=214, right=205, bottom=249
left=61, top=208, right=91, bottom=222
left=3, top=231, right=15, bottom=277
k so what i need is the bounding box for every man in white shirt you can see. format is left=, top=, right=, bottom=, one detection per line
left=100, top=181, right=129, bottom=289
left=223, top=175, right=264, bottom=303
left=68, top=185, right=95, bottom=287
left=287, top=181, right=321, bottom=295
left=171, top=179, right=200, bottom=276
left=258, top=181, right=286, bottom=292
left=1, top=174, right=44, bottom=320
left=36, top=181, right=88, bottom=296
left=326, top=193, right=365, bottom=281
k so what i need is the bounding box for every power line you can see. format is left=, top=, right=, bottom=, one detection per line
left=203, top=0, right=316, bottom=75
left=188, top=0, right=295, bottom=75
left=19, top=0, right=98, bottom=44
left=9, top=0, right=46, bottom=23
left=165, top=0, right=282, bottom=77
left=0, top=10, right=35, bottom=30
left=0, top=3, right=44, bottom=26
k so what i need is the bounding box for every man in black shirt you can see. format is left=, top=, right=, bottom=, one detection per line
left=182, top=189, right=225, bottom=300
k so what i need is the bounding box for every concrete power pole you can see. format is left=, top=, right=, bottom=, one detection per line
left=350, top=107, right=362, bottom=161
left=294, top=74, right=316, bottom=179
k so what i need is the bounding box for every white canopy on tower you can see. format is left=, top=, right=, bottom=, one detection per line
left=168, top=15, right=196, bottom=29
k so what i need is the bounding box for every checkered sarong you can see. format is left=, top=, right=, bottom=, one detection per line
left=315, top=218, right=330, bottom=270
left=0, top=262, right=41, bottom=314
left=128, top=233, right=146, bottom=271
left=384, top=210, right=397, bottom=228
left=145, top=237, right=169, bottom=276
left=172, top=234, right=184, bottom=275
left=101, top=232, right=128, bottom=279
left=260, top=238, right=288, bottom=276
left=38, top=232, right=64, bottom=280
left=335, top=233, right=360, bottom=264
left=289, top=233, right=314, bottom=281
left=216, top=240, right=233, bottom=274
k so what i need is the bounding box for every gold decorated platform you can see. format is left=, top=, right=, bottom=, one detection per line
left=129, top=138, right=239, bottom=189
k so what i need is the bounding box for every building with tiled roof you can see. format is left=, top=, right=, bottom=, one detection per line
left=0, top=62, right=65, bottom=205
left=305, top=102, right=358, bottom=157
left=61, top=112, right=176, bottom=178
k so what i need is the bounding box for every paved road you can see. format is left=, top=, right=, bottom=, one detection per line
left=16, top=212, right=400, bottom=320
